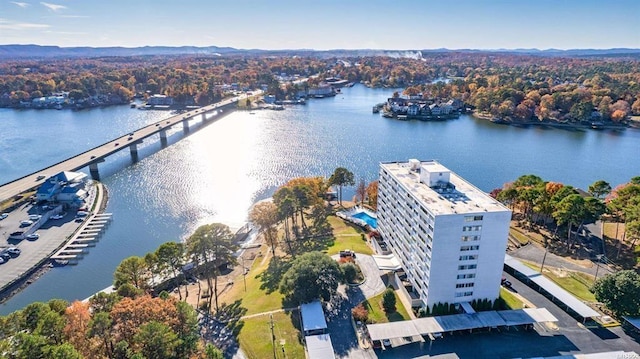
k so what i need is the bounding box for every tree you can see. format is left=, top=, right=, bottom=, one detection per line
left=44, top=343, right=83, bottom=359
left=351, top=304, right=369, bottom=323
left=382, top=288, right=396, bottom=313
left=552, top=194, right=586, bottom=246
left=588, top=180, right=611, bottom=199
left=249, top=201, right=280, bottom=256
left=114, top=256, right=149, bottom=290
left=328, top=167, right=355, bottom=205
left=134, top=321, right=179, bottom=359
left=155, top=242, right=186, bottom=300
left=279, top=251, right=343, bottom=304
left=205, top=344, right=225, bottom=359
left=186, top=223, right=238, bottom=312
left=366, top=181, right=378, bottom=209
left=341, top=262, right=357, bottom=284
left=63, top=301, right=91, bottom=356
left=591, top=270, right=640, bottom=317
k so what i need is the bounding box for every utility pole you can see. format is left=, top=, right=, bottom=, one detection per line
left=242, top=256, right=247, bottom=292
left=270, top=314, right=277, bottom=359
left=540, top=245, right=548, bottom=272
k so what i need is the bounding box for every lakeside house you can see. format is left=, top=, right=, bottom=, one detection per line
left=383, top=96, right=463, bottom=120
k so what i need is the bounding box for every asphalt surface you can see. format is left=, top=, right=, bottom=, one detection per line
left=0, top=201, right=86, bottom=292
left=509, top=243, right=614, bottom=278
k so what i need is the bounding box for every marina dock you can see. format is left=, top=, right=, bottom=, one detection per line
left=51, top=213, right=113, bottom=265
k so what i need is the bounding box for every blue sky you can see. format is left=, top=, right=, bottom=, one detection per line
left=1, top=0, right=638, bottom=49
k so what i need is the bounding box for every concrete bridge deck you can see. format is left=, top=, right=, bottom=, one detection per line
left=0, top=93, right=253, bottom=203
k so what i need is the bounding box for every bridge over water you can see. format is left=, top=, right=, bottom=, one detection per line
left=0, top=94, right=252, bottom=203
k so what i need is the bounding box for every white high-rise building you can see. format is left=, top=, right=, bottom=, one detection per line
left=377, top=159, right=511, bottom=309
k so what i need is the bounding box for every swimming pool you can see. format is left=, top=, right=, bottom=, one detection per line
left=350, top=211, right=377, bottom=229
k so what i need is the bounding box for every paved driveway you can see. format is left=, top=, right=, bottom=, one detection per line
left=326, top=253, right=386, bottom=359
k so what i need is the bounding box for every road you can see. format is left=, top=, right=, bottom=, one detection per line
left=0, top=94, right=253, bottom=203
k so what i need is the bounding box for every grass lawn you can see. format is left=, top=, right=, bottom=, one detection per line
left=220, top=250, right=285, bottom=316
left=362, top=291, right=410, bottom=323
left=521, top=261, right=596, bottom=302
left=500, top=287, right=524, bottom=309
left=238, top=311, right=305, bottom=359
left=509, top=228, right=531, bottom=245
left=326, top=216, right=373, bottom=256
left=603, top=221, right=625, bottom=241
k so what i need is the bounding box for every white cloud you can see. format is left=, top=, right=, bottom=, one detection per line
left=11, top=2, right=30, bottom=8
left=0, top=19, right=50, bottom=30
left=40, top=2, right=66, bottom=11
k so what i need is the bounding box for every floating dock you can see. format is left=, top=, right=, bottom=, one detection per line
left=51, top=213, right=112, bottom=265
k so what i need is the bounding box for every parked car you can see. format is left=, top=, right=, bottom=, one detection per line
left=0, top=213, right=8, bottom=220
left=0, top=252, right=10, bottom=261
left=36, top=175, right=46, bottom=181
left=0, top=257, right=5, bottom=265
left=51, top=213, right=66, bottom=220
left=20, top=220, right=34, bottom=226
left=501, top=277, right=512, bottom=288
left=26, top=233, right=39, bottom=240
left=382, top=338, right=391, bottom=347
left=28, top=214, right=42, bottom=221
left=4, top=247, right=21, bottom=257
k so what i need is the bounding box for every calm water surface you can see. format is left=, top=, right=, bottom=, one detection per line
left=1, top=85, right=639, bottom=314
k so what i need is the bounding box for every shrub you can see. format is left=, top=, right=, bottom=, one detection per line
left=341, top=263, right=358, bottom=284
left=382, top=288, right=396, bottom=313
left=352, top=304, right=369, bottom=323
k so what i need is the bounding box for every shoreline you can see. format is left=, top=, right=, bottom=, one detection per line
left=0, top=181, right=109, bottom=306
left=472, top=111, right=633, bottom=130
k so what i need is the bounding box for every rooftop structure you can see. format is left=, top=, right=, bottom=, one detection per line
left=377, top=159, right=511, bottom=309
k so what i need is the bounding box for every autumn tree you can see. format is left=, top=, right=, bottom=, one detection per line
left=249, top=201, right=280, bottom=256
left=366, top=180, right=379, bottom=209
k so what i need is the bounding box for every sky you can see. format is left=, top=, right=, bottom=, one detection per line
left=0, top=0, right=639, bottom=50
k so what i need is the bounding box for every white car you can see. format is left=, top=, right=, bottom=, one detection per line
left=51, top=213, right=66, bottom=220
left=28, top=214, right=42, bottom=221
left=26, top=233, right=39, bottom=240
left=20, top=220, right=34, bottom=226
left=0, top=213, right=8, bottom=220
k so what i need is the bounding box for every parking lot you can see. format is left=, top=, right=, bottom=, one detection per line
left=0, top=202, right=84, bottom=293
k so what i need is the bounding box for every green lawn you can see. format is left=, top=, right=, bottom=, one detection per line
left=500, top=287, right=524, bottom=309
left=521, top=261, right=596, bottom=302
left=238, top=311, right=305, bottom=359
left=509, top=228, right=531, bottom=245
left=362, top=291, right=410, bottom=323
left=221, top=251, right=285, bottom=316
left=325, top=216, right=373, bottom=256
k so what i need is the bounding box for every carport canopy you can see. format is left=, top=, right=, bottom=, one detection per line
left=368, top=308, right=558, bottom=341
left=505, top=254, right=600, bottom=319
left=368, top=320, right=421, bottom=341
left=372, top=254, right=403, bottom=271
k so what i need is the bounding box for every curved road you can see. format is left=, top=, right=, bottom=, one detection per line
left=0, top=93, right=255, bottom=203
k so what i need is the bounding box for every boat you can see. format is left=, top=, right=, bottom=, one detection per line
left=372, top=106, right=380, bottom=113
left=130, top=103, right=136, bottom=108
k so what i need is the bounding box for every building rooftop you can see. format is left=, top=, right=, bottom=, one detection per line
left=380, top=160, right=509, bottom=215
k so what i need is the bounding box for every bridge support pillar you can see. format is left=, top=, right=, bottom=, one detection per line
left=89, top=163, right=100, bottom=181
left=182, top=120, right=190, bottom=134
left=129, top=143, right=139, bottom=162
left=159, top=129, right=168, bottom=147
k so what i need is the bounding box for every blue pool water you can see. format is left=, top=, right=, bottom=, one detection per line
left=351, top=211, right=377, bottom=229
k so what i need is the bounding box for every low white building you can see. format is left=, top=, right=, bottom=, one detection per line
left=377, top=159, right=511, bottom=310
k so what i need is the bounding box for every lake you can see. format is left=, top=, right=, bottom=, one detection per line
left=1, top=84, right=639, bottom=314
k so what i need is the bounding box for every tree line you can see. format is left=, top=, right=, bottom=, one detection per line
left=4, top=52, right=638, bottom=118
